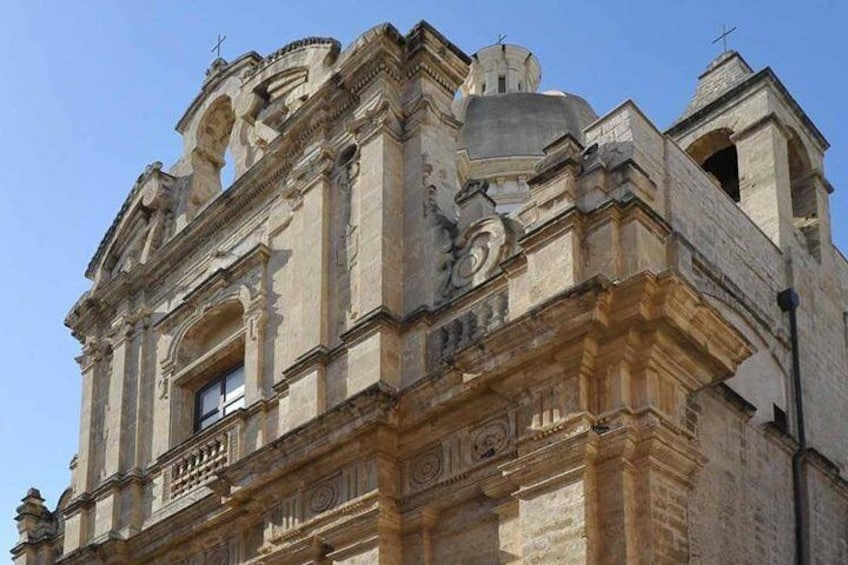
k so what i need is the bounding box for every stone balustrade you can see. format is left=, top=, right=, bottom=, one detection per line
left=165, top=425, right=239, bottom=500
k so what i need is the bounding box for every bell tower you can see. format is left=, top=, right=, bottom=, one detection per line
left=667, top=50, right=833, bottom=263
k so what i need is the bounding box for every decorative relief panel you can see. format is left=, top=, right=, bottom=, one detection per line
left=428, top=290, right=508, bottom=367
left=332, top=147, right=362, bottom=331
left=267, top=459, right=377, bottom=542
left=403, top=413, right=516, bottom=496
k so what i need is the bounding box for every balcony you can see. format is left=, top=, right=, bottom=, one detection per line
left=161, top=415, right=243, bottom=501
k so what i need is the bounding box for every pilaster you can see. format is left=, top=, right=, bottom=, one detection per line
left=733, top=116, right=794, bottom=248
left=347, top=95, right=404, bottom=319
left=104, top=317, right=134, bottom=478
left=74, top=338, right=106, bottom=494
left=132, top=314, right=152, bottom=469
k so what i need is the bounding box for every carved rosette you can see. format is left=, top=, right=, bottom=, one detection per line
left=308, top=482, right=338, bottom=514
left=410, top=448, right=444, bottom=487
left=472, top=419, right=510, bottom=462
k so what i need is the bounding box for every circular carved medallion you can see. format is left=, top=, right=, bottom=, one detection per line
left=309, top=483, right=337, bottom=514
left=411, top=449, right=444, bottom=486
left=473, top=420, right=509, bottom=462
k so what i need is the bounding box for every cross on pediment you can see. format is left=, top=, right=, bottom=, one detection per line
left=211, top=34, right=227, bottom=59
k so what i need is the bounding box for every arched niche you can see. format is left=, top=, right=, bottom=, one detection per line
left=188, top=96, right=236, bottom=219
left=686, top=129, right=740, bottom=202
left=786, top=129, right=820, bottom=259
left=168, top=297, right=248, bottom=444
left=177, top=300, right=244, bottom=367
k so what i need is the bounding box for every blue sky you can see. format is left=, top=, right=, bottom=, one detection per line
left=1, top=0, right=846, bottom=553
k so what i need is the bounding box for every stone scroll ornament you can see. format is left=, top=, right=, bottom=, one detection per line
left=442, top=216, right=510, bottom=296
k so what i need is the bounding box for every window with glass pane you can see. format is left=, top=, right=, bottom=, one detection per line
left=195, top=365, right=245, bottom=431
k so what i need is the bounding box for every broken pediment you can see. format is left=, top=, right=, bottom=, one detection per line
left=88, top=162, right=177, bottom=285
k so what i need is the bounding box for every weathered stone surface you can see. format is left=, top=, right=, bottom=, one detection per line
left=14, top=20, right=848, bottom=565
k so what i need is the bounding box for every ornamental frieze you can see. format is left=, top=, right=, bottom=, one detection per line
left=403, top=412, right=516, bottom=496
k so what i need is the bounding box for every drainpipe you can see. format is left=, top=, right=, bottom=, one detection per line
left=777, top=288, right=808, bottom=565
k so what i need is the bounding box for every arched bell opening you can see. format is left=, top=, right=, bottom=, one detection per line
left=189, top=96, right=236, bottom=218
left=787, top=130, right=820, bottom=259
left=687, top=129, right=740, bottom=203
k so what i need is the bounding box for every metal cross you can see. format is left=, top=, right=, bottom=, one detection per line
left=712, top=24, right=737, bottom=53
left=497, top=33, right=507, bottom=45
left=211, top=34, right=227, bottom=59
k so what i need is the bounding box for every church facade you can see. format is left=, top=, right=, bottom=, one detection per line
left=12, top=21, right=848, bottom=564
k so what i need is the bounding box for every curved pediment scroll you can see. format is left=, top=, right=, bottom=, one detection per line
left=440, top=215, right=517, bottom=299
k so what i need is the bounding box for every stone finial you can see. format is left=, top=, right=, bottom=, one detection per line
left=15, top=488, right=47, bottom=543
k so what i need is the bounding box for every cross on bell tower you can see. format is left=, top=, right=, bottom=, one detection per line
left=712, top=24, right=737, bottom=53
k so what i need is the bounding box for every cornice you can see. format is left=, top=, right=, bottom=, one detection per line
left=153, top=243, right=270, bottom=332
left=666, top=68, right=829, bottom=151
left=81, top=31, right=422, bottom=314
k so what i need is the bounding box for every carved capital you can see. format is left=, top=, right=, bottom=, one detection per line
left=158, top=358, right=176, bottom=400
left=346, top=98, right=402, bottom=144
left=76, top=338, right=107, bottom=372
left=289, top=145, right=336, bottom=190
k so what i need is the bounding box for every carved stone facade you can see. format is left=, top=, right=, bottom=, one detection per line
left=12, top=22, right=848, bottom=565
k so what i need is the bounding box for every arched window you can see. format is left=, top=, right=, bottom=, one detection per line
left=189, top=97, right=236, bottom=217
left=171, top=300, right=246, bottom=443
left=786, top=131, right=820, bottom=258
left=687, top=129, right=740, bottom=202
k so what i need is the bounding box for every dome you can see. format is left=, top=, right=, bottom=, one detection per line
left=457, top=92, right=597, bottom=161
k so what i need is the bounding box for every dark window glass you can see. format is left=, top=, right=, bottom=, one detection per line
left=498, top=75, right=506, bottom=93
left=195, top=365, right=245, bottom=431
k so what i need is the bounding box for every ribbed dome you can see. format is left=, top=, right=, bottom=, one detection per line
left=457, top=92, right=597, bottom=161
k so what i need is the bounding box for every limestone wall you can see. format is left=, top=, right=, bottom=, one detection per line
left=688, top=387, right=796, bottom=564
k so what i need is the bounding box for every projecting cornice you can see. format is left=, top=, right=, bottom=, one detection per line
left=667, top=67, right=829, bottom=152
